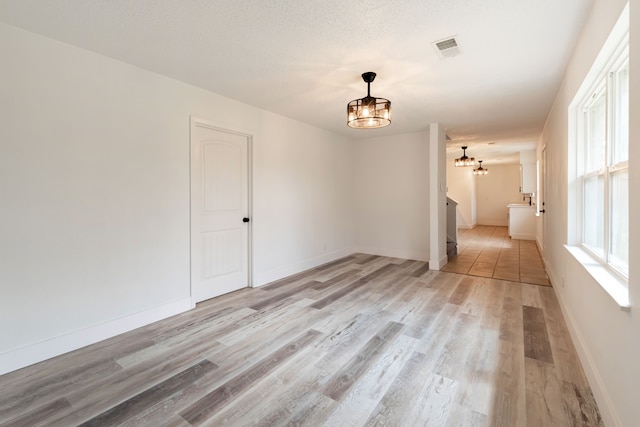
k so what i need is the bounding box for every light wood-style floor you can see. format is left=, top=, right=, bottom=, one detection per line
left=1, top=253, right=602, bottom=426
left=443, top=226, right=550, bottom=286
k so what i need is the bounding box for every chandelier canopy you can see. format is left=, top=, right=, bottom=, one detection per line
left=347, top=72, right=391, bottom=129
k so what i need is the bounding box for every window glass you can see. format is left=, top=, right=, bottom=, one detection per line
left=610, top=169, right=628, bottom=274
left=586, top=88, right=606, bottom=172
left=583, top=174, right=604, bottom=255
left=613, top=62, right=629, bottom=164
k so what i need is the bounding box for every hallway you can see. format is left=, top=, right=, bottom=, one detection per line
left=442, top=226, right=550, bottom=286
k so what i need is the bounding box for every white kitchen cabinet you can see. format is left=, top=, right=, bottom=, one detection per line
left=520, top=162, right=536, bottom=194
left=508, top=204, right=536, bottom=240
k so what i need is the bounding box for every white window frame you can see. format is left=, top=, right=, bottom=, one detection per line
left=578, top=53, right=629, bottom=276
left=567, top=4, right=629, bottom=309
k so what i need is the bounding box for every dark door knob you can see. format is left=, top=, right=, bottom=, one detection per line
left=540, top=209, right=546, bottom=213
left=242, top=217, right=250, bottom=223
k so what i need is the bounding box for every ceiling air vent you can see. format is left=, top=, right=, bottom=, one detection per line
left=432, top=36, right=461, bottom=59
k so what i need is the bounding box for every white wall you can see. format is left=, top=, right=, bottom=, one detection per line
left=252, top=114, right=355, bottom=284
left=476, top=164, right=523, bottom=226
left=520, top=149, right=536, bottom=164
left=0, top=24, right=355, bottom=373
left=446, top=164, right=477, bottom=229
left=540, top=0, right=639, bottom=425
left=354, top=132, right=430, bottom=261
left=429, top=123, right=447, bottom=269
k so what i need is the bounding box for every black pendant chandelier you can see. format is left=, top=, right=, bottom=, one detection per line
left=347, top=72, right=391, bottom=129
left=473, top=160, right=489, bottom=175
left=454, top=146, right=475, bottom=167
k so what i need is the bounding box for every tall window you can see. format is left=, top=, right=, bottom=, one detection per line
left=578, top=46, right=629, bottom=278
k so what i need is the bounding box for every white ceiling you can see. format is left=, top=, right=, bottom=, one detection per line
left=0, top=0, right=594, bottom=164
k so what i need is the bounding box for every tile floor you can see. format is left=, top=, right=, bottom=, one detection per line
left=442, top=225, right=550, bottom=286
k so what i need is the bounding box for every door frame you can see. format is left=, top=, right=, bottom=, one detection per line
left=189, top=116, right=254, bottom=303
left=537, top=145, right=547, bottom=253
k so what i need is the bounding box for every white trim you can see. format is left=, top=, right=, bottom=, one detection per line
left=457, top=223, right=477, bottom=230
left=571, top=5, right=629, bottom=113
left=477, top=220, right=508, bottom=227
left=564, top=245, right=630, bottom=309
left=356, top=246, right=428, bottom=263
left=547, top=266, right=623, bottom=427
left=510, top=233, right=536, bottom=241
left=253, top=248, right=355, bottom=287
left=536, top=238, right=544, bottom=255
left=0, top=297, right=193, bottom=376
left=430, top=254, right=448, bottom=271
left=189, top=116, right=254, bottom=297
left=568, top=2, right=630, bottom=288
left=429, top=123, right=447, bottom=272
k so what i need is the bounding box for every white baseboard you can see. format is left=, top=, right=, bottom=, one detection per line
left=253, top=245, right=430, bottom=289
left=0, top=297, right=194, bottom=376
left=430, top=254, right=448, bottom=270
left=355, top=246, right=428, bottom=263
left=546, top=267, right=621, bottom=427
left=254, top=247, right=430, bottom=288
left=477, top=220, right=508, bottom=226
left=253, top=247, right=355, bottom=287
left=510, top=233, right=536, bottom=240
left=458, top=223, right=477, bottom=230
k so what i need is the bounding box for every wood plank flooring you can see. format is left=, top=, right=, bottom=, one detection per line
left=443, top=226, right=550, bottom=286
left=0, top=254, right=601, bottom=426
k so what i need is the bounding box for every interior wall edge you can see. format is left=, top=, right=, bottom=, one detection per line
left=456, top=223, right=476, bottom=230
left=253, top=247, right=356, bottom=287
left=477, top=220, right=508, bottom=227
left=354, top=247, right=428, bottom=263
left=429, top=254, right=448, bottom=271
left=546, top=266, right=621, bottom=427
left=0, top=297, right=193, bottom=376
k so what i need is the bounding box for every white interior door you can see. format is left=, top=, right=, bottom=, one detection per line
left=536, top=147, right=547, bottom=256
left=191, top=119, right=250, bottom=303
left=540, top=146, right=547, bottom=251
